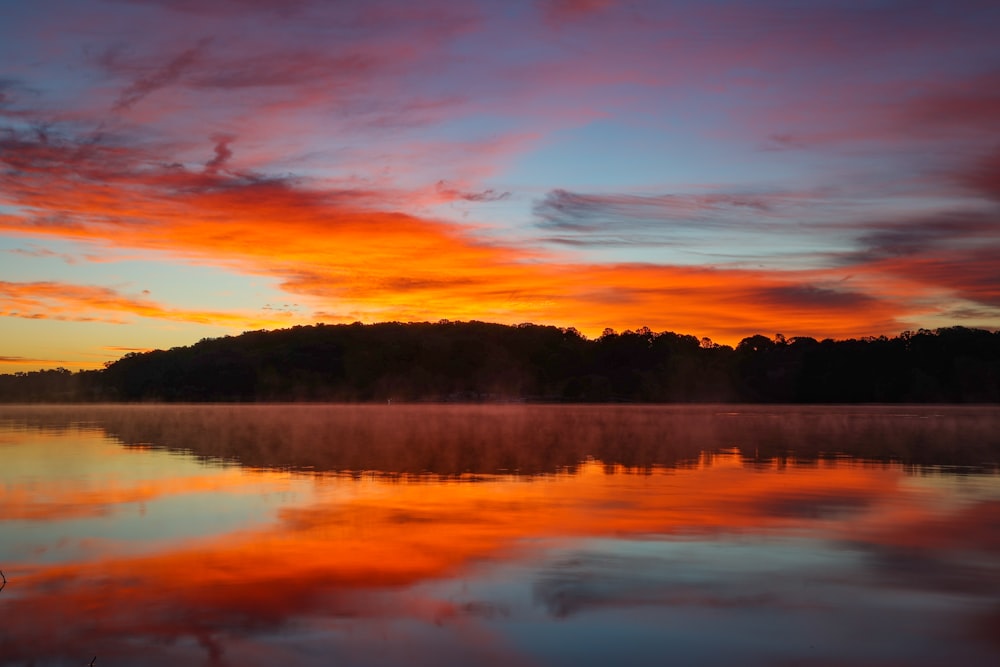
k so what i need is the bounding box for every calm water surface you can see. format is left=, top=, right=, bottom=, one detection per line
left=1, top=404, right=998, bottom=666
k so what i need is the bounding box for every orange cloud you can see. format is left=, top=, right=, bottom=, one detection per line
left=0, top=130, right=913, bottom=344
left=0, top=280, right=298, bottom=329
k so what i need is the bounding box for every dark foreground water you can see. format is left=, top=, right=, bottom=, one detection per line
left=1, top=404, right=998, bottom=666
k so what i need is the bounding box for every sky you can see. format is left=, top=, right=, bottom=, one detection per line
left=1, top=0, right=999, bottom=372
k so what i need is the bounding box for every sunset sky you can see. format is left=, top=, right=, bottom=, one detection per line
left=2, top=0, right=999, bottom=372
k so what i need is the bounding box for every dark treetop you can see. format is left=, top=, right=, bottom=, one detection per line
left=1, top=322, right=998, bottom=403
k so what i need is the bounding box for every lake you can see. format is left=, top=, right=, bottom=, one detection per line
left=1, top=404, right=998, bottom=666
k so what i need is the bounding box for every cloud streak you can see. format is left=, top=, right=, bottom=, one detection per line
left=203, top=133, right=235, bottom=174
left=0, top=356, right=71, bottom=366
left=111, top=41, right=210, bottom=112
left=0, top=280, right=293, bottom=328
left=435, top=180, right=511, bottom=203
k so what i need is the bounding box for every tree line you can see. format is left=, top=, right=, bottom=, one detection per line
left=1, top=321, right=998, bottom=402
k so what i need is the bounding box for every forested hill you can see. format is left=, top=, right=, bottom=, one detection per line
left=2, top=322, right=999, bottom=403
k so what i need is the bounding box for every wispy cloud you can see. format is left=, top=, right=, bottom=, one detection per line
left=0, top=355, right=73, bottom=365
left=435, top=180, right=510, bottom=203
left=962, top=148, right=1000, bottom=201
left=0, top=280, right=293, bottom=328
left=534, top=189, right=783, bottom=232
left=873, top=250, right=1000, bottom=309
left=110, top=0, right=312, bottom=18
left=203, top=133, right=235, bottom=174
left=542, top=0, right=614, bottom=24
left=111, top=40, right=210, bottom=112
left=848, top=210, right=1000, bottom=262
left=3, top=246, right=79, bottom=263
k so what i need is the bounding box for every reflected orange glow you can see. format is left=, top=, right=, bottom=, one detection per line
left=0, top=457, right=930, bottom=614
left=0, top=469, right=282, bottom=521
left=2, top=423, right=997, bottom=666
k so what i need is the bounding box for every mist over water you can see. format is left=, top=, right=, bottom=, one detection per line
left=1, top=405, right=998, bottom=666
left=5, top=403, right=999, bottom=474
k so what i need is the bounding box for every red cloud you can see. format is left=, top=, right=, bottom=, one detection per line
left=963, top=147, right=1000, bottom=201
left=0, top=129, right=913, bottom=343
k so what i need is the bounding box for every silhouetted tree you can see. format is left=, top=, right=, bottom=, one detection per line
left=1, top=322, right=998, bottom=403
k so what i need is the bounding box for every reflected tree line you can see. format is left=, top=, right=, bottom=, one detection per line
left=1, top=321, right=999, bottom=403
left=3, top=404, right=998, bottom=474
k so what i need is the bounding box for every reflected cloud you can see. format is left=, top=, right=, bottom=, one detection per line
left=1, top=470, right=276, bottom=522
left=534, top=548, right=786, bottom=618
left=753, top=490, right=871, bottom=520
left=1, top=406, right=998, bottom=665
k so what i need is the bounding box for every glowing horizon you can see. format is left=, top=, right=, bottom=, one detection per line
left=2, top=1, right=999, bottom=372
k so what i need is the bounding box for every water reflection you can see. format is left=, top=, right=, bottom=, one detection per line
left=0, top=405, right=998, bottom=666
left=3, top=404, right=999, bottom=475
